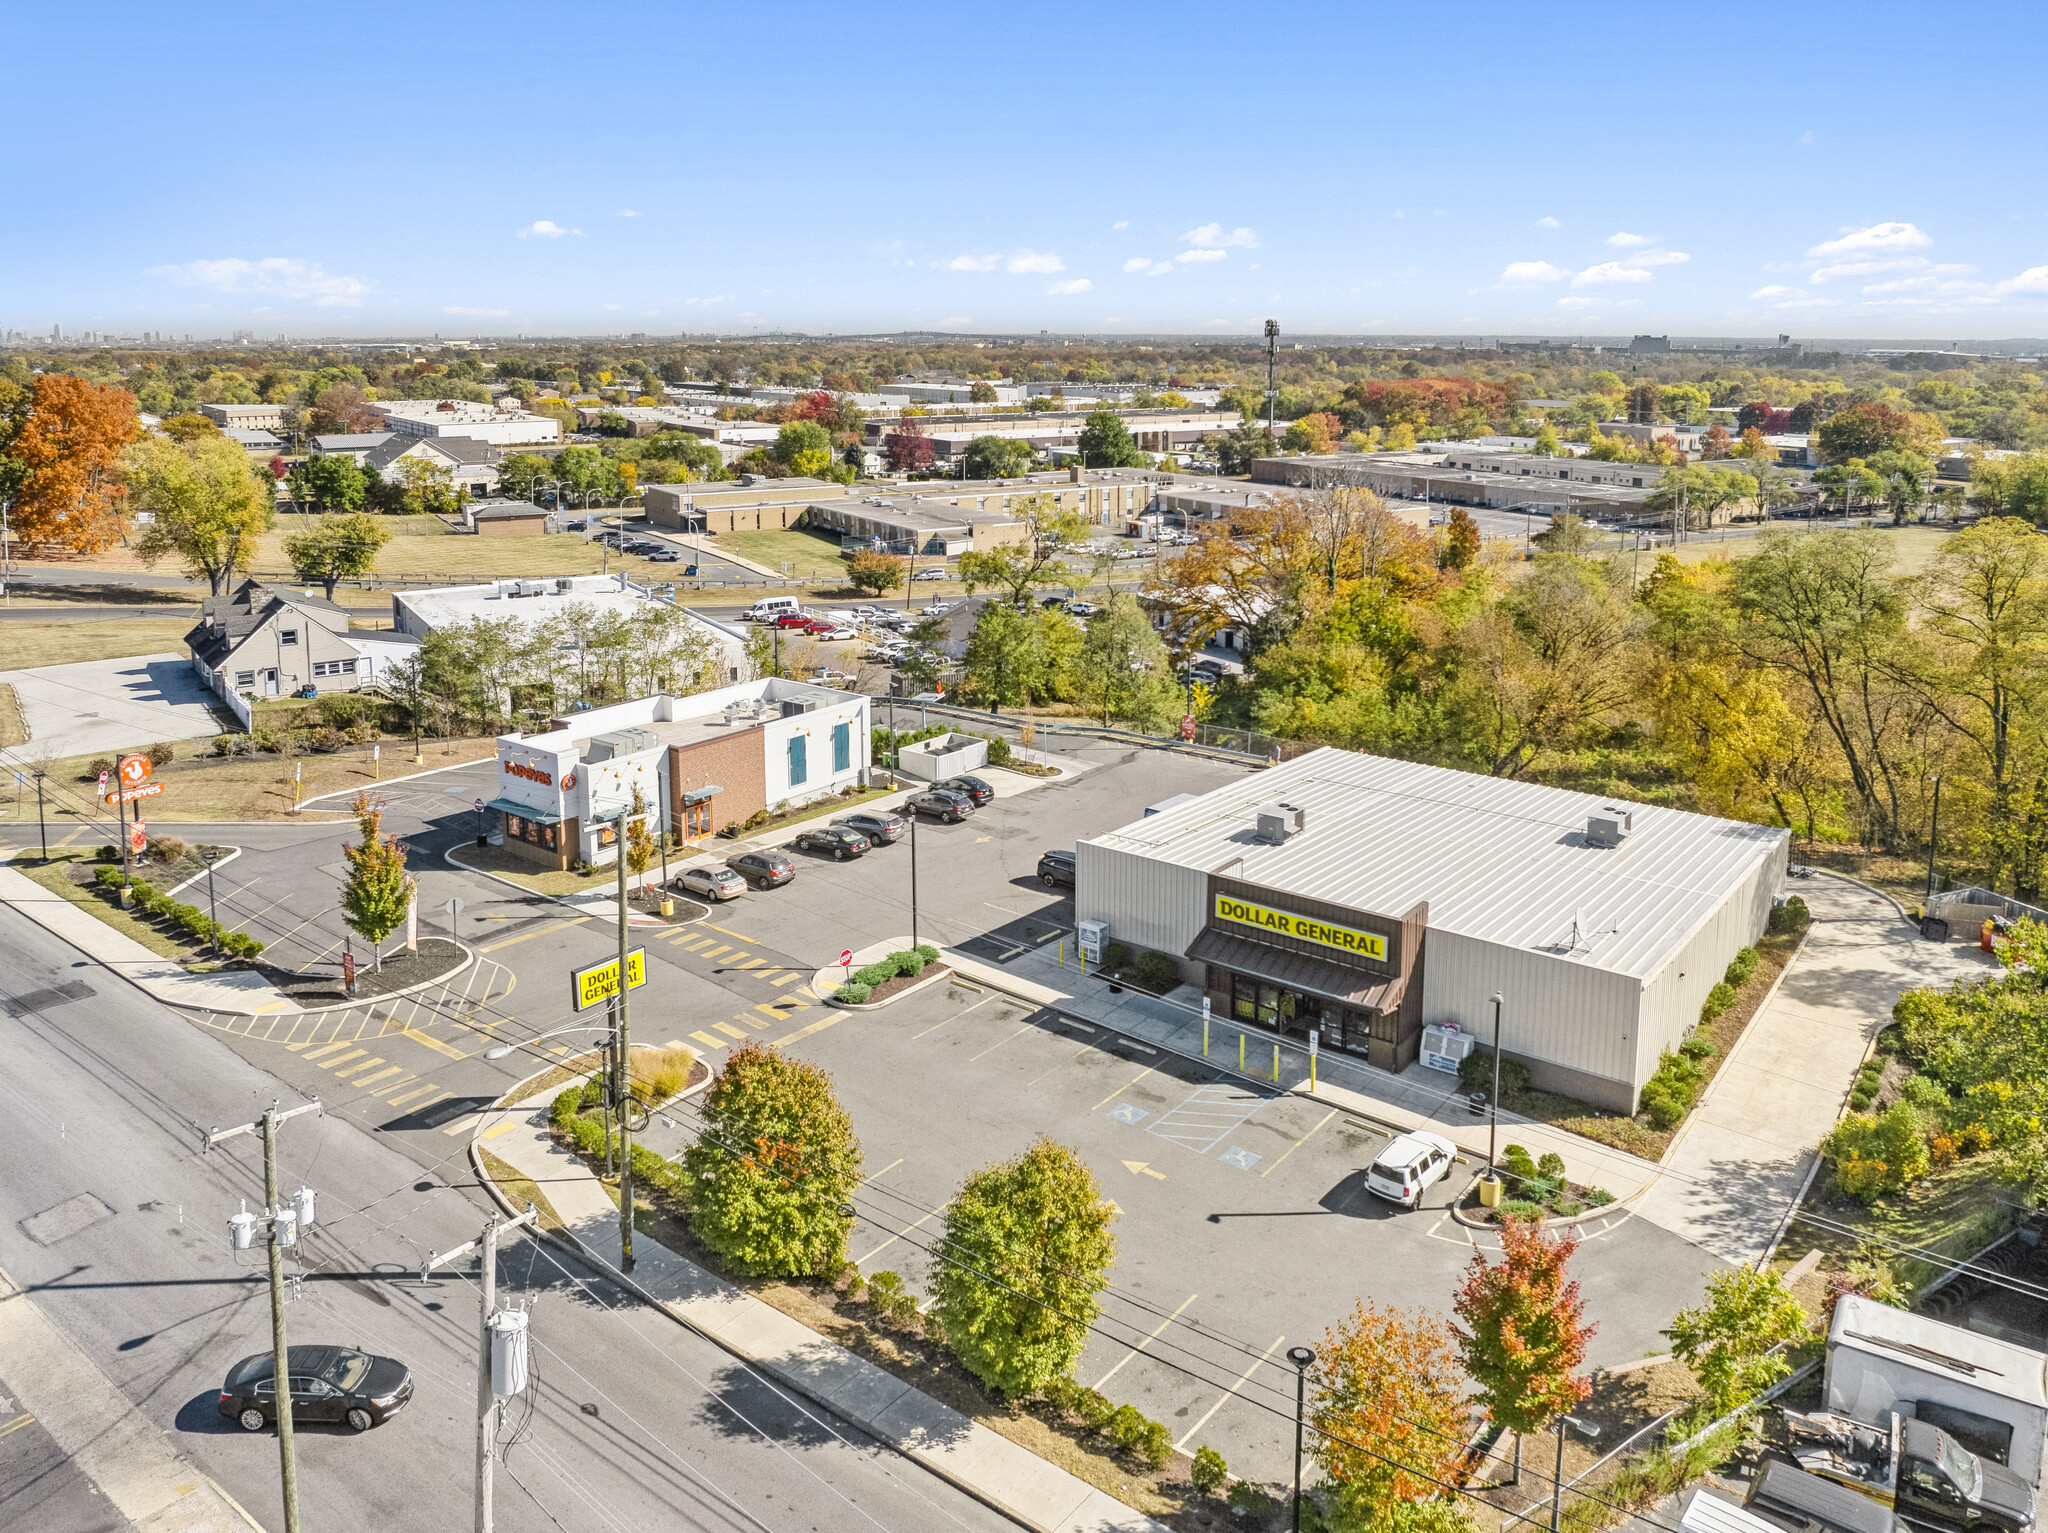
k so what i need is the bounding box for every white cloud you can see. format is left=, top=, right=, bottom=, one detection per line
left=1112, top=220, right=1129, bottom=231
left=617, top=209, right=640, bottom=218
left=1571, top=262, right=1654, bottom=288
left=1773, top=297, right=1840, bottom=309
left=1556, top=296, right=1596, bottom=309
left=1047, top=278, right=1092, bottom=295
left=1811, top=257, right=1927, bottom=283
left=518, top=220, right=582, bottom=239
left=443, top=306, right=508, bottom=317
left=1497, top=260, right=1567, bottom=287
left=1626, top=249, right=1690, bottom=268
left=2003, top=267, right=2048, bottom=294
left=148, top=256, right=370, bottom=307
left=1175, top=248, right=1229, bottom=264
left=1122, top=257, right=1153, bottom=273
left=1806, top=221, right=1931, bottom=258
left=1606, top=231, right=1652, bottom=248
left=1181, top=223, right=1258, bottom=249
left=1006, top=249, right=1066, bottom=274
left=1751, top=284, right=1798, bottom=299
left=1535, top=216, right=1561, bottom=228
left=944, top=253, right=999, bottom=271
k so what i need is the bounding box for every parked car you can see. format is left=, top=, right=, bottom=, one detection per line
left=809, top=668, right=856, bottom=685
left=1039, top=595, right=1070, bottom=609
left=673, top=866, right=746, bottom=901
left=938, top=774, right=994, bottom=807
left=773, top=612, right=814, bottom=629
left=797, top=617, right=835, bottom=634
left=565, top=519, right=587, bottom=531
left=834, top=810, right=905, bottom=844
left=904, top=788, right=975, bottom=823
left=865, top=642, right=907, bottom=661
left=817, top=625, right=858, bottom=641
left=793, top=825, right=872, bottom=861
left=725, top=850, right=795, bottom=888
left=1037, top=849, right=1076, bottom=888
left=1365, top=1132, right=1457, bottom=1209
left=219, top=1345, right=413, bottom=1434
left=911, top=566, right=949, bottom=581
left=1066, top=601, right=1099, bottom=617
left=646, top=550, right=680, bottom=563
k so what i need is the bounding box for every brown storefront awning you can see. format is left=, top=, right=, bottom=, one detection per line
left=1186, top=927, right=1406, bottom=1012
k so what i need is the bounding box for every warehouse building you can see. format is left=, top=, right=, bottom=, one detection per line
left=1075, top=749, right=1787, bottom=1113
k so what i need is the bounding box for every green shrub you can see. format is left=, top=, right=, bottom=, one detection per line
left=1136, top=1418, right=1173, bottom=1468
left=834, top=981, right=873, bottom=1004
left=1496, top=1199, right=1545, bottom=1223
left=1679, top=1035, right=1717, bottom=1061
left=914, top=943, right=940, bottom=964
left=1536, top=1150, right=1565, bottom=1180
left=1134, top=950, right=1181, bottom=990
left=567, top=1114, right=607, bottom=1159
left=1725, top=947, right=1760, bottom=988
left=1701, top=982, right=1738, bottom=1022
left=853, top=960, right=895, bottom=987
left=1901, top=1075, right=1948, bottom=1111
left=1522, top=1177, right=1563, bottom=1203
left=983, top=733, right=1013, bottom=765
left=1875, top=1026, right=1903, bottom=1056
left=550, top=1088, right=581, bottom=1128
left=866, top=1269, right=918, bottom=1323
left=1105, top=1403, right=1147, bottom=1451
left=1073, top=1386, right=1116, bottom=1431
left=1640, top=1049, right=1704, bottom=1129
left=1501, top=1143, right=1538, bottom=1179
left=1585, top=1187, right=1615, bottom=1206
left=212, top=734, right=237, bottom=757
left=893, top=949, right=926, bottom=977
left=1228, top=1481, right=1275, bottom=1520
left=1457, top=1049, right=1532, bottom=1101
left=1769, top=895, right=1811, bottom=934
left=1848, top=1089, right=1876, bottom=1112
left=1822, top=1101, right=1931, bottom=1200
left=94, top=865, right=122, bottom=889
left=1191, top=1445, right=1229, bottom=1497
left=1102, top=940, right=1133, bottom=971
left=1554, top=1200, right=1586, bottom=1217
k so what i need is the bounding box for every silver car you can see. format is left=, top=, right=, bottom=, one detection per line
left=674, top=866, right=746, bottom=901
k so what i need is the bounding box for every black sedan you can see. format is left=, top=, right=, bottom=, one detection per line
left=905, top=788, right=975, bottom=823
left=938, top=774, right=995, bottom=807
left=793, top=825, right=872, bottom=861
left=833, top=810, right=905, bottom=844
left=219, top=1345, right=413, bottom=1434
left=726, top=850, right=796, bottom=888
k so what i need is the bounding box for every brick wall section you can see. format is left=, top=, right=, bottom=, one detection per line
left=671, top=729, right=766, bottom=834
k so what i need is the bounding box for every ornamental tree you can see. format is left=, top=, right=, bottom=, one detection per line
left=1451, top=1216, right=1593, bottom=1462
left=128, top=433, right=272, bottom=594
left=929, top=1137, right=1116, bottom=1398
left=681, top=1042, right=863, bottom=1276
left=846, top=548, right=905, bottom=596
left=1309, top=1300, right=1470, bottom=1525
left=283, top=512, right=392, bottom=599
left=338, top=792, right=415, bottom=970
left=1666, top=1267, right=1811, bottom=1414
left=882, top=415, right=934, bottom=472
left=3, top=373, right=139, bottom=553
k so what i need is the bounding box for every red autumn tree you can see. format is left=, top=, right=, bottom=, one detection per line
left=1736, top=400, right=1774, bottom=434
left=882, top=413, right=934, bottom=472
left=1309, top=1300, right=1470, bottom=1523
left=1452, top=1217, right=1594, bottom=1473
left=788, top=389, right=839, bottom=423
left=5, top=373, right=139, bottom=553
left=309, top=384, right=379, bottom=435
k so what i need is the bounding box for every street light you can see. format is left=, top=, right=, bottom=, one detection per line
left=32, top=768, right=47, bottom=862
left=1925, top=773, right=1944, bottom=907
left=1551, top=1414, right=1599, bottom=1533
left=484, top=1024, right=614, bottom=1061
left=202, top=848, right=220, bottom=957
left=1286, top=1345, right=1316, bottom=1533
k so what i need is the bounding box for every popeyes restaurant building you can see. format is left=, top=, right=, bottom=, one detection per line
left=1075, top=747, right=1787, bottom=1114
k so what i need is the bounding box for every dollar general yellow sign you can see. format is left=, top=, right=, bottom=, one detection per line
left=572, top=949, right=647, bottom=1011
left=1213, top=894, right=1386, bottom=962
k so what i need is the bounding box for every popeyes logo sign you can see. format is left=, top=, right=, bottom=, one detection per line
left=502, top=759, right=553, bottom=786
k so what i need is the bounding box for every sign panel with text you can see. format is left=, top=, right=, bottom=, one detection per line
left=571, top=949, right=647, bottom=1011
left=1211, top=893, right=1387, bottom=963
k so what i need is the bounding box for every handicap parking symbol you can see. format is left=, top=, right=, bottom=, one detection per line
left=1217, top=1146, right=1262, bottom=1171
left=1107, top=1103, right=1147, bottom=1125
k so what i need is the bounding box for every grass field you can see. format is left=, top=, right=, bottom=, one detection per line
left=0, top=619, right=197, bottom=671
left=714, top=527, right=856, bottom=581
left=12, top=851, right=192, bottom=959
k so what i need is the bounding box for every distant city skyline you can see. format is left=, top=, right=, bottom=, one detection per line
left=10, top=1, right=2045, bottom=341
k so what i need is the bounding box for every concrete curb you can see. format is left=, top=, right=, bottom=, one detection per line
left=809, top=935, right=949, bottom=1006
left=183, top=941, right=480, bottom=1021
left=440, top=844, right=678, bottom=926
left=162, top=844, right=242, bottom=898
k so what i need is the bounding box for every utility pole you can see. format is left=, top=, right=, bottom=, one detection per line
left=206, top=1099, right=323, bottom=1533
left=614, top=806, right=635, bottom=1273
left=1263, top=319, right=1279, bottom=447
left=422, top=1205, right=538, bottom=1533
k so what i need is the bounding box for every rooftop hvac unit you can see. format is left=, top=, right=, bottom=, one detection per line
left=1585, top=806, right=1634, bottom=848
left=1255, top=801, right=1307, bottom=844
left=584, top=727, right=657, bottom=762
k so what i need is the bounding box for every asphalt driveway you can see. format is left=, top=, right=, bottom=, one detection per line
left=3, top=652, right=227, bottom=758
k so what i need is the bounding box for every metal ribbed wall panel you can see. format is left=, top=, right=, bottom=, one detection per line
left=1421, top=930, right=1641, bottom=1089
left=1075, top=841, right=1208, bottom=964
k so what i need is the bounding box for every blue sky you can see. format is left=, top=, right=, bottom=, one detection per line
left=11, top=1, right=2045, bottom=340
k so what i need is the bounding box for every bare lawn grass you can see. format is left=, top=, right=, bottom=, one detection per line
left=0, top=619, right=198, bottom=672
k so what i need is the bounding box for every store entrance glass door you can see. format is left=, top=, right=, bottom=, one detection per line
left=1229, top=973, right=1323, bottom=1041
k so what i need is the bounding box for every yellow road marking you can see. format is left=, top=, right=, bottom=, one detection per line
left=679, top=936, right=716, bottom=950
left=660, top=1038, right=688, bottom=1050
left=1260, top=1107, right=1338, bottom=1179
left=351, top=1066, right=405, bottom=1090
left=1092, top=1293, right=1199, bottom=1389
left=331, top=1056, right=387, bottom=1078
left=736, top=958, right=768, bottom=970
left=364, top=1074, right=418, bottom=1098
left=479, top=916, right=591, bottom=952
left=700, top=945, right=732, bottom=959
left=690, top=1031, right=725, bottom=1048
left=385, top=1084, right=444, bottom=1108
left=1121, top=1160, right=1167, bottom=1180
left=399, top=1025, right=469, bottom=1060
left=723, top=951, right=751, bottom=964
left=714, top=1022, right=747, bottom=1039
left=705, top=921, right=760, bottom=944
left=547, top=1046, right=569, bottom=1056
left=1092, top=1065, right=1156, bottom=1111
left=769, top=1012, right=846, bottom=1048
left=441, top=1113, right=484, bottom=1137
left=770, top=972, right=802, bottom=987
left=753, top=1002, right=797, bottom=1020
left=318, top=1049, right=371, bottom=1071
left=299, top=1040, right=355, bottom=1061
left=0, top=1412, right=35, bottom=1441
left=481, top=1118, right=520, bottom=1140
left=1175, top=1335, right=1286, bottom=1452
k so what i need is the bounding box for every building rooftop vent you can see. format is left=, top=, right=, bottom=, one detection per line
left=1585, top=806, right=1634, bottom=848
left=1255, top=801, right=1307, bottom=844
left=584, top=726, right=657, bottom=763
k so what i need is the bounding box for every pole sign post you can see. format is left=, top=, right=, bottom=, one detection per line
left=103, top=781, right=164, bottom=806
left=839, top=948, right=853, bottom=983
left=571, top=949, right=646, bottom=1012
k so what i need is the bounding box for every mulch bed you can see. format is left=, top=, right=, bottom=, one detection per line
left=255, top=936, right=469, bottom=1004
left=854, top=964, right=953, bottom=1004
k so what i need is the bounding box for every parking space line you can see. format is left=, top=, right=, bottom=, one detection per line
left=1092, top=1066, right=1156, bottom=1112
left=859, top=1158, right=905, bottom=1186
left=1092, top=1293, right=1199, bottom=1390
left=853, top=1208, right=943, bottom=1267
left=690, top=1031, right=726, bottom=1049
left=1259, top=1107, right=1338, bottom=1178
left=967, top=1023, right=1034, bottom=1063
left=1175, top=1334, right=1286, bottom=1452
left=769, top=1012, right=846, bottom=1048
left=385, top=1084, right=444, bottom=1108
left=911, top=995, right=994, bottom=1040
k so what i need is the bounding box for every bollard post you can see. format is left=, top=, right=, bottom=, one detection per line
left=1309, top=1029, right=1318, bottom=1093
left=1202, top=997, right=1210, bottom=1057
left=1272, top=1042, right=1279, bottom=1082
left=1239, top=1032, right=1245, bottom=1071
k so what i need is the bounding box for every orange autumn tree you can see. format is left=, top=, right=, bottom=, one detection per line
left=1452, top=1216, right=1594, bottom=1480
left=5, top=374, right=139, bottom=553
left=1309, top=1300, right=1471, bottom=1524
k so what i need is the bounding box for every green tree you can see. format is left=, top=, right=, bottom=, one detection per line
left=553, top=444, right=624, bottom=501
left=287, top=452, right=371, bottom=514
left=1971, top=452, right=2048, bottom=526
left=498, top=453, right=551, bottom=500
left=624, top=784, right=656, bottom=877
left=392, top=455, right=463, bottom=516
left=968, top=379, right=998, bottom=404
left=681, top=1042, right=863, bottom=1276
left=1817, top=401, right=1941, bottom=464
left=1532, top=422, right=1561, bottom=456
left=962, top=434, right=1033, bottom=480
left=928, top=1137, right=1116, bottom=1398
left=1442, top=506, right=1481, bottom=570
left=1666, top=1268, right=1811, bottom=1415
left=1866, top=449, right=1935, bottom=519
left=1451, top=1217, right=1592, bottom=1461
left=1079, top=597, right=1180, bottom=729
left=1211, top=419, right=1273, bottom=474
left=339, top=792, right=415, bottom=971
left=1078, top=410, right=1146, bottom=469
left=774, top=419, right=832, bottom=477
left=962, top=599, right=1040, bottom=714
left=892, top=615, right=951, bottom=694
left=1815, top=459, right=1887, bottom=516
left=126, top=433, right=272, bottom=594
left=846, top=548, right=905, bottom=597
left=958, top=493, right=1090, bottom=604
left=282, top=513, right=391, bottom=600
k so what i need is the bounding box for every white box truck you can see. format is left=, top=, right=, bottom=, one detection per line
left=1828, top=1295, right=2048, bottom=1489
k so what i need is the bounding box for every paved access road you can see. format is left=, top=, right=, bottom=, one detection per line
left=0, top=652, right=229, bottom=758
left=0, top=903, right=1025, bottom=1533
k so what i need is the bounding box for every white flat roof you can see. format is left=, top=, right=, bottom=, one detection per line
left=1083, top=747, right=1786, bottom=981
left=1831, top=1294, right=2048, bottom=1409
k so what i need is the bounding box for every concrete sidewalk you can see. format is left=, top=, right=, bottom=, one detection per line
left=474, top=1083, right=1169, bottom=1533
left=1640, top=874, right=1997, bottom=1264
left=941, top=940, right=1668, bottom=1206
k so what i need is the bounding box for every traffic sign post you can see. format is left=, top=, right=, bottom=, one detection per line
left=839, top=948, right=853, bottom=985
left=570, top=949, right=646, bottom=1012
left=342, top=944, right=356, bottom=998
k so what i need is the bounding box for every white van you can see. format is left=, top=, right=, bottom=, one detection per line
left=743, top=596, right=801, bottom=622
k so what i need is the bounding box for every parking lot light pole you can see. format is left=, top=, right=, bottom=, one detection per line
left=613, top=807, right=635, bottom=1274
left=1489, top=992, right=1504, bottom=1174
left=1286, top=1345, right=1316, bottom=1532
left=1552, top=1415, right=1598, bottom=1533
left=203, top=848, right=220, bottom=956
left=32, top=769, right=46, bottom=861
left=909, top=805, right=920, bottom=954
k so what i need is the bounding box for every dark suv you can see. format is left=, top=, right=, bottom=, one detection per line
left=726, top=850, right=796, bottom=888
left=1037, top=849, right=1075, bottom=889
left=833, top=810, right=905, bottom=844
left=219, top=1345, right=413, bottom=1434
left=905, top=788, right=974, bottom=823
left=938, top=774, right=994, bottom=807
